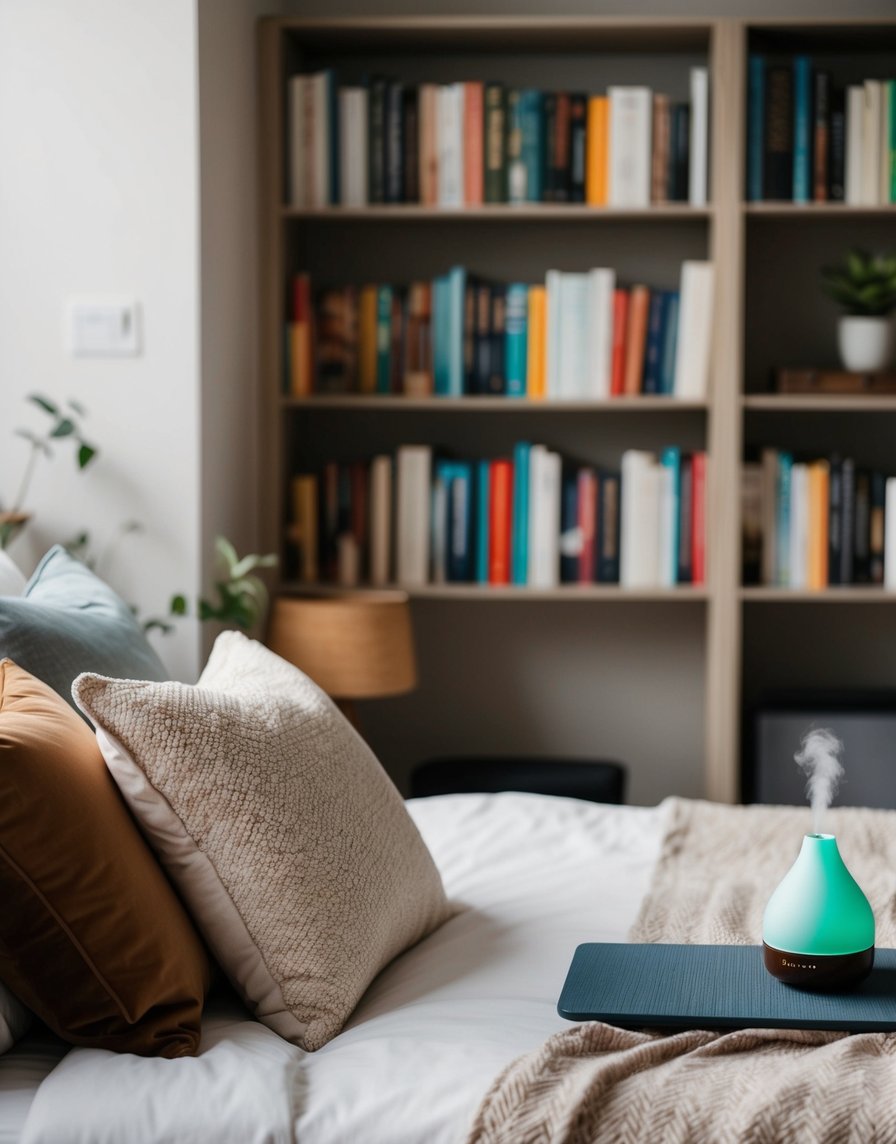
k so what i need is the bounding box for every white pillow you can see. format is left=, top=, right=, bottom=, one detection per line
left=74, top=632, right=453, bottom=1051
left=0, top=552, right=26, bottom=596
left=0, top=982, right=31, bottom=1054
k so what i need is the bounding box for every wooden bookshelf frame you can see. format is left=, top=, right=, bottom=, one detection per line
left=257, top=14, right=896, bottom=806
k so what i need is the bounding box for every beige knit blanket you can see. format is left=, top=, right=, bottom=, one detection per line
left=466, top=798, right=896, bottom=1144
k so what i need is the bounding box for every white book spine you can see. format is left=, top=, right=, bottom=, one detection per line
left=845, top=86, right=865, bottom=206
left=545, top=270, right=563, bottom=399
left=862, top=81, right=881, bottom=207
left=789, top=463, right=808, bottom=590
left=396, top=446, right=432, bottom=586
left=337, top=534, right=360, bottom=587
left=620, top=450, right=658, bottom=587
left=886, top=478, right=896, bottom=591
left=689, top=67, right=709, bottom=207
left=288, top=76, right=307, bottom=208
left=658, top=463, right=677, bottom=588
left=672, top=261, right=714, bottom=400
left=437, top=85, right=464, bottom=207
left=339, top=88, right=368, bottom=208
left=608, top=87, right=652, bottom=208
left=310, top=72, right=330, bottom=208
left=586, top=268, right=615, bottom=398
left=880, top=83, right=891, bottom=206
left=528, top=446, right=560, bottom=588
left=369, top=455, right=392, bottom=586
left=558, top=274, right=589, bottom=399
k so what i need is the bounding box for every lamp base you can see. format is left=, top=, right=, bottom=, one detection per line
left=763, top=942, right=874, bottom=990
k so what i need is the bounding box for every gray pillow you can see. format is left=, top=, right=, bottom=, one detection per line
left=0, top=546, right=166, bottom=705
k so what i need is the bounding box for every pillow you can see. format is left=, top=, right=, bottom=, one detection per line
left=0, top=659, right=210, bottom=1057
left=0, top=983, right=31, bottom=1055
left=74, top=631, right=453, bottom=1051
left=0, top=545, right=166, bottom=708
left=0, top=551, right=26, bottom=596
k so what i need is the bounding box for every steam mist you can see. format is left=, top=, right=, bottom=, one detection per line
left=795, top=728, right=845, bottom=835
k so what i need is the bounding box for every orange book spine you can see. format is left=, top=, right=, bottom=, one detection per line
left=290, top=273, right=313, bottom=396
left=651, top=93, right=670, bottom=204
left=808, top=460, right=830, bottom=589
left=586, top=96, right=609, bottom=206
left=488, top=459, right=513, bottom=585
left=622, top=286, right=650, bottom=396
left=610, top=288, right=629, bottom=397
left=419, top=84, right=439, bottom=206
left=692, top=452, right=707, bottom=585
left=463, top=82, right=484, bottom=205
left=358, top=285, right=378, bottom=394
left=526, top=285, right=547, bottom=398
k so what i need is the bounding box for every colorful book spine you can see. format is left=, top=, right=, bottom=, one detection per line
left=827, top=457, right=843, bottom=586
left=813, top=71, right=830, bottom=203
left=446, top=266, right=466, bottom=397
left=660, top=447, right=681, bottom=587
left=375, top=285, right=393, bottom=394
left=290, top=273, right=313, bottom=397
left=792, top=56, right=812, bottom=204
left=475, top=460, right=491, bottom=583
left=578, top=468, right=598, bottom=584
left=585, top=95, right=609, bottom=206
left=765, top=66, right=793, bottom=200
left=691, top=452, right=707, bottom=586
left=659, top=291, right=680, bottom=396
left=747, top=55, right=765, bottom=201
left=463, top=82, right=484, bottom=206
left=505, top=283, right=528, bottom=397
left=569, top=94, right=587, bottom=203
left=597, top=471, right=621, bottom=582
left=641, top=291, right=667, bottom=395
left=678, top=454, right=694, bottom=583
left=623, top=286, right=650, bottom=396
left=610, top=289, right=629, bottom=397
left=511, top=442, right=531, bottom=585
left=807, top=460, right=830, bottom=589
left=890, top=80, right=896, bottom=203
left=432, top=274, right=450, bottom=396
left=519, top=89, right=545, bottom=202
left=775, top=452, right=793, bottom=586
left=483, top=83, right=506, bottom=203
left=488, top=459, right=513, bottom=584
left=526, top=285, right=547, bottom=398
left=559, top=471, right=581, bottom=583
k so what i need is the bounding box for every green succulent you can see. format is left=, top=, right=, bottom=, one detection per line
left=821, top=249, right=896, bottom=317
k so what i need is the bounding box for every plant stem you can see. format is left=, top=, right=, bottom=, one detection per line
left=11, top=441, right=41, bottom=514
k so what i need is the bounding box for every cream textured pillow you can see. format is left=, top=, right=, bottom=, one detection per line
left=73, top=632, right=452, bottom=1051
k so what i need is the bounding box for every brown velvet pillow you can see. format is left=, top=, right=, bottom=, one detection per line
left=0, top=659, right=209, bottom=1057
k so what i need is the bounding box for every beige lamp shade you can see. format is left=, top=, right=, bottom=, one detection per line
left=266, top=592, right=417, bottom=700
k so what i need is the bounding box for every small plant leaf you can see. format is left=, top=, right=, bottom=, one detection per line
left=170, top=594, right=188, bottom=616
left=77, top=443, right=97, bottom=468
left=29, top=394, right=58, bottom=416
left=143, top=618, right=174, bottom=635
left=50, top=418, right=76, bottom=439
left=214, top=535, right=239, bottom=572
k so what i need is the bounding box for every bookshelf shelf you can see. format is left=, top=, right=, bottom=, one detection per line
left=280, top=582, right=710, bottom=602
left=282, top=205, right=713, bottom=223
left=743, top=396, right=896, bottom=412
left=743, top=204, right=896, bottom=219
left=281, top=396, right=710, bottom=412
left=741, top=587, right=896, bottom=604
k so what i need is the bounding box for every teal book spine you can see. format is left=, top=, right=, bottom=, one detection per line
left=659, top=292, right=680, bottom=395
left=776, top=451, right=793, bottom=586
left=505, top=283, right=528, bottom=397
left=792, top=56, right=812, bottom=204
left=511, top=442, right=531, bottom=585
left=447, top=266, right=466, bottom=396
left=889, top=80, right=896, bottom=203
left=376, top=285, right=393, bottom=394
left=519, top=89, right=544, bottom=202
left=747, top=55, right=765, bottom=201
left=433, top=275, right=450, bottom=396
left=661, top=446, right=681, bottom=586
left=475, top=459, right=491, bottom=583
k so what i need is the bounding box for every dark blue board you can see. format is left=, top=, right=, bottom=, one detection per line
left=558, top=944, right=896, bottom=1033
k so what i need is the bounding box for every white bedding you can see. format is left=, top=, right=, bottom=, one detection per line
left=13, top=793, right=666, bottom=1144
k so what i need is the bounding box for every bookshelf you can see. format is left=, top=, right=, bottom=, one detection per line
left=258, top=16, right=896, bottom=805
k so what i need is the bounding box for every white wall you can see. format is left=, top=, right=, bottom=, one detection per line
left=0, top=0, right=203, bottom=680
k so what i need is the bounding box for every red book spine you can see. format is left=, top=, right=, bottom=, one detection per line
left=610, top=288, right=629, bottom=397
left=463, top=82, right=484, bottom=205
left=692, top=451, right=707, bottom=585
left=577, top=468, right=598, bottom=583
left=488, top=459, right=513, bottom=585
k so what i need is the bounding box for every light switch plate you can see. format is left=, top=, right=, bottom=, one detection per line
left=66, top=299, right=141, bottom=357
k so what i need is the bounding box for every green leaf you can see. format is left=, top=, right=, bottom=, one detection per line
left=143, top=618, right=174, bottom=636
left=214, top=536, right=240, bottom=572
left=29, top=394, right=58, bottom=416
left=170, top=594, right=188, bottom=616
left=77, top=443, right=97, bottom=468
left=50, top=418, right=75, bottom=439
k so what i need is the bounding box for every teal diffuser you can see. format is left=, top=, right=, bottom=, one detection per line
left=762, top=728, right=875, bottom=990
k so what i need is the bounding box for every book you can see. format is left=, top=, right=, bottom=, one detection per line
left=368, top=76, right=387, bottom=204
left=528, top=447, right=561, bottom=588
left=506, top=89, right=525, bottom=204
left=369, top=455, right=392, bottom=585
left=384, top=80, right=404, bottom=203
left=862, top=80, right=882, bottom=206
left=511, top=442, right=531, bottom=585
left=791, top=56, right=812, bottom=204
left=845, top=85, right=864, bottom=205
left=829, top=91, right=846, bottom=202
left=543, top=94, right=558, bottom=201
left=586, top=269, right=615, bottom=399
left=419, top=84, right=440, bottom=206
left=760, top=448, right=779, bottom=585
left=775, top=452, right=793, bottom=586
left=641, top=290, right=667, bottom=396
left=764, top=66, right=793, bottom=200
left=871, top=472, right=886, bottom=584
left=289, top=273, right=313, bottom=397
left=431, top=463, right=449, bottom=583
left=775, top=368, right=896, bottom=395
left=610, top=289, right=629, bottom=397
left=545, top=269, right=562, bottom=397
left=608, top=86, right=652, bottom=207
left=578, top=468, right=598, bottom=584
left=623, top=286, right=650, bottom=396
left=620, top=450, right=661, bottom=587
left=289, top=474, right=319, bottom=582
left=548, top=92, right=572, bottom=202
left=789, top=462, right=808, bottom=590
left=651, top=93, right=670, bottom=205
left=518, top=89, right=545, bottom=203
left=405, top=283, right=433, bottom=396
left=807, top=460, right=830, bottom=589
left=488, top=286, right=506, bottom=396
left=691, top=451, right=707, bottom=586
left=348, top=461, right=368, bottom=582
left=659, top=447, right=681, bottom=587
left=673, top=261, right=713, bottom=400
left=396, top=445, right=432, bottom=586
left=463, top=82, right=484, bottom=206
left=488, top=459, right=513, bottom=584
left=389, top=286, right=405, bottom=394
left=446, top=462, right=474, bottom=582
left=321, top=462, right=340, bottom=581
left=475, top=460, right=490, bottom=584
left=484, top=83, right=506, bottom=203
left=597, top=471, right=621, bottom=582
left=375, top=285, right=392, bottom=394
left=828, top=456, right=843, bottom=586
left=556, top=273, right=590, bottom=398
left=472, top=280, right=491, bottom=395
left=505, top=283, right=528, bottom=397
left=689, top=67, right=709, bottom=207
left=337, top=467, right=359, bottom=587
left=669, top=103, right=690, bottom=201
left=432, top=267, right=465, bottom=397
left=660, top=292, right=680, bottom=395
left=339, top=87, right=368, bottom=207
left=680, top=454, right=695, bottom=583
left=559, top=470, right=581, bottom=583
left=526, top=285, right=547, bottom=398
left=403, top=87, right=420, bottom=203
left=747, top=55, right=765, bottom=201
left=288, top=76, right=307, bottom=207
left=586, top=95, right=609, bottom=206
left=438, top=84, right=464, bottom=207
left=316, top=287, right=357, bottom=394
left=886, top=478, right=896, bottom=590
left=880, top=78, right=892, bottom=205
left=854, top=468, right=870, bottom=583
left=812, top=71, right=830, bottom=203
left=890, top=81, right=896, bottom=203
left=569, top=94, right=587, bottom=203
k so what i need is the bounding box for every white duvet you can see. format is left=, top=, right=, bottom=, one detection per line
left=10, top=793, right=666, bottom=1144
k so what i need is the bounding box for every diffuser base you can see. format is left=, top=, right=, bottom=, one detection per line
left=763, top=943, right=874, bottom=990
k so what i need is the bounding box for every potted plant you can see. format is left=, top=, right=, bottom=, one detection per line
left=822, top=249, right=896, bottom=372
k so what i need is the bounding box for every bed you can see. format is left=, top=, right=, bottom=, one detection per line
left=2, top=792, right=667, bottom=1144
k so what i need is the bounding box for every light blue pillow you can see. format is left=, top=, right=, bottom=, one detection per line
left=0, top=546, right=167, bottom=706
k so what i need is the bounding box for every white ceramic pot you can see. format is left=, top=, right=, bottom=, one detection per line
left=837, top=315, right=895, bottom=372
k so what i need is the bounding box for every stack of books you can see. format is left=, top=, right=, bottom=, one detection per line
left=288, top=444, right=707, bottom=590
left=748, top=55, right=896, bottom=203
left=288, top=70, right=709, bottom=209
left=285, top=262, right=713, bottom=400
left=743, top=450, right=896, bottom=588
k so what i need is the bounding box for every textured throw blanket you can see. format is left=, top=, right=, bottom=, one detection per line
left=467, top=798, right=896, bottom=1144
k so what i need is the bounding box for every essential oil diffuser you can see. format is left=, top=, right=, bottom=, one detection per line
left=763, top=832, right=875, bottom=990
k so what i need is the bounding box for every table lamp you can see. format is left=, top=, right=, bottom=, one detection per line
left=266, top=591, right=417, bottom=730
